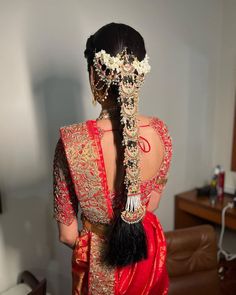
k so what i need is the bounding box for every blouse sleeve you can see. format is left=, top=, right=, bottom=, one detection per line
left=150, top=117, right=173, bottom=195
left=53, top=138, right=79, bottom=226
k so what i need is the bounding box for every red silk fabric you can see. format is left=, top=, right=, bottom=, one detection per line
left=71, top=212, right=169, bottom=294
left=72, top=231, right=90, bottom=295
left=115, top=211, right=169, bottom=295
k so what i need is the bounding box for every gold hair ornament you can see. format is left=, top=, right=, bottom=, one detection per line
left=93, top=48, right=151, bottom=224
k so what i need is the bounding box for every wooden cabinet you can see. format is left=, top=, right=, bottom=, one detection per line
left=175, top=189, right=236, bottom=230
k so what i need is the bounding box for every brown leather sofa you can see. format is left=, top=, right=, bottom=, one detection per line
left=165, top=224, right=221, bottom=295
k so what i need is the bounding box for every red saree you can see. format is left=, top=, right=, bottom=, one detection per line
left=53, top=117, right=173, bottom=295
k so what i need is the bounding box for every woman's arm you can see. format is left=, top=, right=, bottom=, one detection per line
left=57, top=218, right=79, bottom=249
left=147, top=190, right=162, bottom=212
left=53, top=138, right=79, bottom=249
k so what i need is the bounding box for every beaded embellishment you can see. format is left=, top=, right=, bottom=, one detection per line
left=93, top=48, right=151, bottom=223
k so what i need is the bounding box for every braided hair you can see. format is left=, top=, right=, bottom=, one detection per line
left=84, top=23, right=150, bottom=267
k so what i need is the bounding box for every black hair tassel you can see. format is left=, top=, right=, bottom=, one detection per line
left=103, top=214, right=147, bottom=267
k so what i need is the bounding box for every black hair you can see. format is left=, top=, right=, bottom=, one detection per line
left=84, top=22, right=146, bottom=73
left=84, top=23, right=147, bottom=267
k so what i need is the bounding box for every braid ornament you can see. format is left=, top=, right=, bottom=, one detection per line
left=93, top=48, right=151, bottom=224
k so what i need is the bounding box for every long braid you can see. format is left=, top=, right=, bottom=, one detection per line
left=104, top=50, right=147, bottom=266
left=84, top=24, right=151, bottom=267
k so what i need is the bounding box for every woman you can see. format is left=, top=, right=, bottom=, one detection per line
left=53, top=23, right=173, bottom=295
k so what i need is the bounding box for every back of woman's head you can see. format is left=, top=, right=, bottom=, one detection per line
left=84, top=23, right=146, bottom=73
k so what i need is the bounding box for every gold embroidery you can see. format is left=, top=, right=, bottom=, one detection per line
left=56, top=119, right=171, bottom=294
left=60, top=122, right=111, bottom=224
left=82, top=214, right=109, bottom=238
left=156, top=178, right=168, bottom=185
left=53, top=139, right=78, bottom=225
left=89, top=233, right=115, bottom=295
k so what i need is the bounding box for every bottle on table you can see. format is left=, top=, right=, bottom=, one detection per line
left=217, top=166, right=225, bottom=202
left=209, top=177, right=217, bottom=206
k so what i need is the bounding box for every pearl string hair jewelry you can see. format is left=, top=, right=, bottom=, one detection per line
left=93, top=47, right=151, bottom=224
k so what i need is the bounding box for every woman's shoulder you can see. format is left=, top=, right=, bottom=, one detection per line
left=138, top=114, right=171, bottom=130
left=59, top=116, right=171, bottom=131
left=140, top=114, right=173, bottom=149
left=59, top=120, right=91, bottom=132
left=58, top=120, right=94, bottom=143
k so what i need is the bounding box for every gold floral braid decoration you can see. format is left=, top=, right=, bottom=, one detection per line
left=93, top=48, right=151, bottom=224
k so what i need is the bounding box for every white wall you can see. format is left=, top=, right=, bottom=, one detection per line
left=212, top=0, right=236, bottom=252
left=0, top=0, right=230, bottom=294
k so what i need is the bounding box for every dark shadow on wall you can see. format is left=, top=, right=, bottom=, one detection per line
left=30, top=75, right=86, bottom=294
left=0, top=2, right=87, bottom=293
left=0, top=74, right=86, bottom=294
left=33, top=76, right=85, bottom=157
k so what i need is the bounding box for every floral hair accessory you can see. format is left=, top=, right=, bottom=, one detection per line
left=93, top=48, right=151, bottom=101
left=95, top=49, right=151, bottom=75
left=93, top=48, right=151, bottom=224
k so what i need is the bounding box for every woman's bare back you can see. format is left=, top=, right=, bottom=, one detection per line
left=96, top=114, right=167, bottom=211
